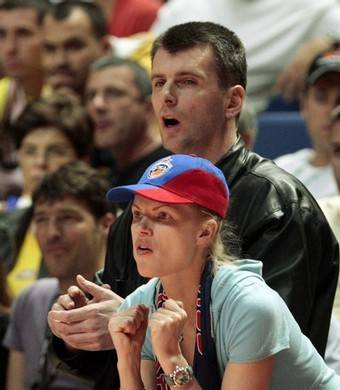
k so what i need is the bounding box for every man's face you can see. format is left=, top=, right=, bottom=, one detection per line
left=151, top=46, right=229, bottom=156
left=33, top=197, right=106, bottom=280
left=330, top=120, right=340, bottom=190
left=42, top=8, right=106, bottom=93
left=301, top=73, right=340, bottom=154
left=0, top=8, right=42, bottom=80
left=85, top=65, right=149, bottom=151
left=17, top=127, right=77, bottom=195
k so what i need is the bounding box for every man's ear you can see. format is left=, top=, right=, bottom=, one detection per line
left=142, top=96, right=153, bottom=112
left=100, top=35, right=114, bottom=56
left=225, top=85, right=245, bottom=120
left=196, top=219, right=219, bottom=247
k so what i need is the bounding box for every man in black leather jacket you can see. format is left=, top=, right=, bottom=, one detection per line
left=48, top=22, right=339, bottom=389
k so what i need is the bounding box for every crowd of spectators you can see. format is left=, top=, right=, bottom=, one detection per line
left=0, top=0, right=340, bottom=389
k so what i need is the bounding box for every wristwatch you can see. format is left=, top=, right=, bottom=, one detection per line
left=164, top=365, right=194, bottom=387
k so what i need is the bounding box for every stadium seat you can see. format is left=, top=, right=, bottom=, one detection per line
left=253, top=111, right=311, bottom=160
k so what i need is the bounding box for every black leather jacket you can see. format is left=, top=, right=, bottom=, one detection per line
left=54, top=139, right=339, bottom=389
left=218, top=139, right=338, bottom=355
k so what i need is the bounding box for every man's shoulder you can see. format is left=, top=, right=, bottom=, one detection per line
left=14, top=278, right=59, bottom=308
left=0, top=206, right=32, bottom=226
left=117, top=146, right=169, bottom=187
left=0, top=77, right=11, bottom=90
left=137, top=146, right=170, bottom=169
left=0, top=77, right=13, bottom=119
left=0, top=207, right=33, bottom=244
left=222, top=146, right=321, bottom=224
left=225, top=147, right=313, bottom=203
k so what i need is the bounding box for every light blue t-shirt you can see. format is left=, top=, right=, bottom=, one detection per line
left=120, top=259, right=340, bottom=389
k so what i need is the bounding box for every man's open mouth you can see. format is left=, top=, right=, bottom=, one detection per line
left=163, top=117, right=180, bottom=127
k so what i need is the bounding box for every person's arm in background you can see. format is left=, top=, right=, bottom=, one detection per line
left=275, top=5, right=340, bottom=102
left=274, top=36, right=335, bottom=101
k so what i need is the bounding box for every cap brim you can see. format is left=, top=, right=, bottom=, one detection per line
left=106, top=184, right=194, bottom=205
left=307, top=65, right=340, bottom=85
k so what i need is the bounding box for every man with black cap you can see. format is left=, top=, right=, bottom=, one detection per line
left=275, top=48, right=340, bottom=199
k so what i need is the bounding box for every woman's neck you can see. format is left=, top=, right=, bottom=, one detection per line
left=160, top=262, right=207, bottom=317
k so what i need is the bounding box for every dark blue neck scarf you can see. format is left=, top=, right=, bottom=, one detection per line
left=154, top=261, right=221, bottom=389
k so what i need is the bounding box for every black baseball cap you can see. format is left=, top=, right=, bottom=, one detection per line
left=306, top=48, right=340, bottom=85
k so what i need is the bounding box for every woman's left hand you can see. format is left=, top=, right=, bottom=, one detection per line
left=108, top=304, right=149, bottom=358
left=149, top=299, right=187, bottom=364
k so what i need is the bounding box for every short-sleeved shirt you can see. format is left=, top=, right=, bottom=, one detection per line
left=275, top=149, right=338, bottom=200
left=3, top=278, right=93, bottom=389
left=120, top=260, right=340, bottom=390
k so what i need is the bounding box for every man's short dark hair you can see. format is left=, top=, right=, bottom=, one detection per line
left=11, top=94, right=93, bottom=159
left=0, top=0, right=50, bottom=24
left=44, top=0, right=107, bottom=39
left=90, top=56, right=152, bottom=100
left=32, top=160, right=115, bottom=219
left=151, top=21, right=247, bottom=90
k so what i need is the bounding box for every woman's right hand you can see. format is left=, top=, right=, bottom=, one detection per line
left=109, top=305, right=150, bottom=389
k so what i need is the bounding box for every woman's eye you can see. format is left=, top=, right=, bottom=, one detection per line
left=157, top=212, right=170, bottom=221
left=132, top=211, right=142, bottom=221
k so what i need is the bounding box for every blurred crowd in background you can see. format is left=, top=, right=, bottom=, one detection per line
left=1, top=0, right=340, bottom=389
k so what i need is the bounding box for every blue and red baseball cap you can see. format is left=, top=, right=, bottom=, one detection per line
left=106, top=154, right=229, bottom=218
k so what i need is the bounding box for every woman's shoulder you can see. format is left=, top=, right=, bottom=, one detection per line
left=212, top=260, right=290, bottom=346
left=213, top=259, right=264, bottom=292
left=120, top=278, right=160, bottom=311
left=212, top=259, right=281, bottom=314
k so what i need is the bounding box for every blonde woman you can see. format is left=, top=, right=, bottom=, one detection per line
left=108, top=154, right=340, bottom=390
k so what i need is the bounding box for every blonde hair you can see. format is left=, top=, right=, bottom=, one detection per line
left=199, top=208, right=240, bottom=272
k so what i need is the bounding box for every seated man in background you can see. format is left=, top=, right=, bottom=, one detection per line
left=41, top=0, right=111, bottom=99
left=0, top=0, right=51, bottom=205
left=237, top=102, right=258, bottom=150
left=3, top=161, right=117, bottom=390
left=85, top=56, right=168, bottom=208
left=275, top=48, right=340, bottom=199
left=0, top=0, right=49, bottom=124
left=0, top=94, right=93, bottom=298
left=320, top=106, right=340, bottom=375
left=319, top=105, right=340, bottom=317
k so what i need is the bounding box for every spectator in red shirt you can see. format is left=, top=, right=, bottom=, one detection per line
left=95, top=0, right=162, bottom=37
